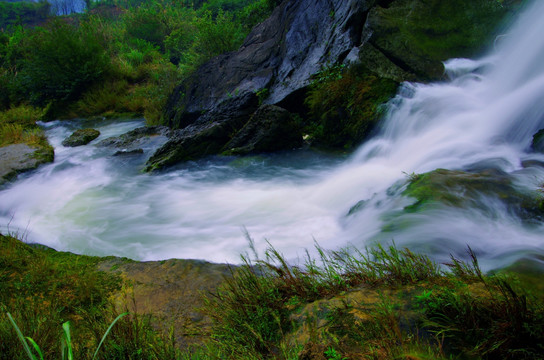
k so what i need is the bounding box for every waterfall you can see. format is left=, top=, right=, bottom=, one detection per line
left=1, top=1, right=543, bottom=269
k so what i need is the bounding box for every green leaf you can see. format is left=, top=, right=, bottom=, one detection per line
left=6, top=312, right=38, bottom=360
left=92, top=312, right=129, bottom=360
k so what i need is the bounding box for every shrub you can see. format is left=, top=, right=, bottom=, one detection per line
left=17, top=19, right=110, bottom=107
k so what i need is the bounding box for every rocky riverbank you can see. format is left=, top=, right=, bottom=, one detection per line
left=0, top=143, right=53, bottom=185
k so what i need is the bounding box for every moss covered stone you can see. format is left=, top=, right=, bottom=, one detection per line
left=62, top=128, right=100, bottom=147
left=304, top=64, right=398, bottom=150
left=402, top=168, right=544, bottom=220
left=363, top=0, right=516, bottom=81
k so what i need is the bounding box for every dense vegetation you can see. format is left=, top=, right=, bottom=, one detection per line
left=0, top=0, right=278, bottom=147
left=2, top=233, right=544, bottom=359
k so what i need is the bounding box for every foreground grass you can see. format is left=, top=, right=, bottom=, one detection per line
left=0, top=234, right=181, bottom=359
left=198, top=239, right=544, bottom=359
left=2, top=233, right=544, bottom=359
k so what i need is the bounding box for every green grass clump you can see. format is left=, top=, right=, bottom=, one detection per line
left=199, top=239, right=544, bottom=359
left=0, top=105, right=49, bottom=148
left=0, top=234, right=181, bottom=359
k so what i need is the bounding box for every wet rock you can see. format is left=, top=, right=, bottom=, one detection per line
left=361, top=0, right=510, bottom=81
left=531, top=129, right=544, bottom=152
left=146, top=92, right=259, bottom=171
left=402, top=168, right=544, bottom=221
left=223, top=105, right=303, bottom=155
left=98, top=126, right=171, bottom=149
left=0, top=143, right=54, bottom=184
left=113, top=148, right=144, bottom=156
left=62, top=128, right=100, bottom=147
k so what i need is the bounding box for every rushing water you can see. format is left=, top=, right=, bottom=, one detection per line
left=2, top=1, right=544, bottom=269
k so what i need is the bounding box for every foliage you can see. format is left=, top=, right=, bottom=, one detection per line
left=0, top=1, right=50, bottom=29
left=0, top=105, right=46, bottom=147
left=0, top=0, right=274, bottom=122
left=7, top=312, right=128, bottom=360
left=203, top=238, right=444, bottom=358
left=16, top=19, right=110, bottom=108
left=198, top=239, right=544, bottom=359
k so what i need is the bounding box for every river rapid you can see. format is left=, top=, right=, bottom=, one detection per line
left=2, top=1, right=544, bottom=270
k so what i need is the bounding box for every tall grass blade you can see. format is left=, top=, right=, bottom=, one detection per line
left=25, top=337, right=44, bottom=360
left=62, top=321, right=74, bottom=360
left=6, top=312, right=38, bottom=360
left=92, top=312, right=129, bottom=360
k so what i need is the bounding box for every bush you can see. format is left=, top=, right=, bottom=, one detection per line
left=17, top=19, right=110, bottom=107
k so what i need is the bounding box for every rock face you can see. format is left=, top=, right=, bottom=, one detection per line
left=223, top=105, right=303, bottom=155
left=0, top=143, right=54, bottom=184
left=164, top=0, right=369, bottom=129
left=149, top=0, right=515, bottom=170
left=62, top=128, right=100, bottom=147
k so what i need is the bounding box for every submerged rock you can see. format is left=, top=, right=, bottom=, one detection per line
left=113, top=148, right=144, bottom=156
left=62, top=128, right=100, bottom=147
left=0, top=143, right=54, bottom=184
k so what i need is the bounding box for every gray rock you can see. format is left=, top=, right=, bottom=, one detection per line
left=98, top=126, right=171, bottom=148
left=0, top=144, right=54, bottom=184
left=146, top=93, right=259, bottom=171
left=164, top=0, right=370, bottom=129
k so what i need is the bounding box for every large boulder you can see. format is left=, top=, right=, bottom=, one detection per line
left=0, top=143, right=54, bottom=184
left=164, top=0, right=371, bottom=129
left=223, top=104, right=303, bottom=155
left=149, top=0, right=518, bottom=170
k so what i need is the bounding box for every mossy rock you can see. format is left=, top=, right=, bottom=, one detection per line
left=0, top=142, right=54, bottom=184
left=363, top=0, right=515, bottom=81
left=304, top=64, right=398, bottom=150
left=403, top=168, right=544, bottom=220
left=62, top=128, right=101, bottom=147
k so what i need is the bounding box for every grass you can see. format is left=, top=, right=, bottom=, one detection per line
left=0, top=233, right=181, bottom=359
left=199, top=239, right=544, bottom=359
left=2, top=232, right=544, bottom=359
left=0, top=105, right=48, bottom=148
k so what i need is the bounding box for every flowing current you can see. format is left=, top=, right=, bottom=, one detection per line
left=2, top=1, right=544, bottom=269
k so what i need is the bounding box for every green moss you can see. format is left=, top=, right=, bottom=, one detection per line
left=62, top=128, right=101, bottom=147
left=304, top=64, right=398, bottom=150
left=396, top=0, right=510, bottom=61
